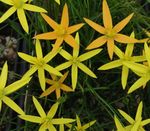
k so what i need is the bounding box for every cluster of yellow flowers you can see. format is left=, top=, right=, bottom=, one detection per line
left=0, top=0, right=150, bottom=130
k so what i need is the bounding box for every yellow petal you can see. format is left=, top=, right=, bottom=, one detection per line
left=4, top=77, right=31, bottom=95
left=123, top=62, right=148, bottom=74
left=52, top=37, right=64, bottom=53
left=67, top=23, right=85, bottom=34
left=23, top=66, right=37, bottom=78
left=40, top=85, right=56, bottom=97
left=107, top=39, right=115, bottom=60
left=0, top=0, right=13, bottom=5
left=64, top=35, right=78, bottom=49
left=131, top=118, right=141, bottom=131
left=17, top=9, right=29, bottom=33
left=71, top=64, right=78, bottom=90
left=115, top=34, right=138, bottom=43
left=38, top=68, right=45, bottom=91
left=18, top=52, right=36, bottom=64
left=128, top=77, right=149, bottom=94
left=61, top=4, right=69, bottom=28
left=32, top=96, right=46, bottom=117
left=56, top=62, right=72, bottom=71
left=86, top=36, right=107, bottom=50
left=82, top=120, right=96, bottom=129
left=122, top=66, right=129, bottom=89
left=141, top=119, right=150, bottom=126
left=60, top=124, right=64, bottom=131
left=83, top=18, right=106, bottom=34
left=41, top=13, right=58, bottom=30
left=47, top=102, right=59, bottom=118
left=135, top=101, right=143, bottom=121
left=59, top=48, right=72, bottom=60
left=35, top=39, right=43, bottom=59
left=118, top=109, right=134, bottom=124
left=125, top=32, right=135, bottom=57
left=113, top=13, right=134, bottom=33
left=79, top=48, right=102, bottom=62
left=78, top=63, right=97, bottom=78
left=33, top=32, right=58, bottom=40
left=3, top=96, right=24, bottom=115
left=76, top=115, right=82, bottom=127
left=0, top=7, right=16, bottom=23
left=98, top=60, right=122, bottom=70
left=0, top=62, right=8, bottom=90
left=55, top=0, right=60, bottom=5
left=44, top=64, right=62, bottom=76
left=114, top=116, right=125, bottom=131
left=103, top=0, right=112, bottom=28
left=144, top=42, right=150, bottom=66
left=73, top=32, right=80, bottom=57
left=19, top=115, right=42, bottom=123
left=131, top=56, right=146, bottom=62
left=52, top=118, right=75, bottom=124
left=114, top=46, right=124, bottom=59
left=23, top=4, right=47, bottom=13
left=44, top=47, right=61, bottom=63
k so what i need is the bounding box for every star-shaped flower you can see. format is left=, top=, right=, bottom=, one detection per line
left=0, top=62, right=31, bottom=114
left=118, top=101, right=150, bottom=131
left=0, top=0, right=47, bottom=33
left=18, top=39, right=62, bottom=91
left=123, top=42, right=150, bottom=93
left=34, top=4, right=84, bottom=53
left=84, top=0, right=139, bottom=59
left=40, top=71, right=73, bottom=99
left=98, top=32, right=145, bottom=89
left=66, top=114, right=96, bottom=131
left=19, top=96, right=75, bottom=131
left=55, top=33, right=102, bottom=90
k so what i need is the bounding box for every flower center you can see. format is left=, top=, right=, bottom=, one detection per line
left=12, top=0, right=25, bottom=9
left=36, top=58, right=45, bottom=68
left=71, top=57, right=79, bottom=65
left=105, top=28, right=116, bottom=38
left=56, top=26, right=67, bottom=36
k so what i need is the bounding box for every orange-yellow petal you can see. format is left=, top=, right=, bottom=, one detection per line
left=41, top=13, right=59, bottom=29
left=107, top=39, right=115, bottom=60
left=67, top=23, right=85, bottom=34
left=86, top=36, right=107, bottom=50
left=64, top=35, right=78, bottom=49
left=83, top=18, right=106, bottom=34
left=33, top=32, right=58, bottom=40
left=61, top=4, right=69, bottom=28
left=115, top=34, right=138, bottom=43
left=113, top=13, right=134, bottom=33
left=103, top=0, right=112, bottom=28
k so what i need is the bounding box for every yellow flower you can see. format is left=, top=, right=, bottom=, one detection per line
left=40, top=71, right=73, bottom=99
left=66, top=114, right=96, bottom=131
left=34, top=4, right=84, bottom=53
left=56, top=33, right=102, bottom=90
left=0, top=62, right=31, bottom=114
left=19, top=96, right=75, bottom=131
left=114, top=116, right=126, bottom=131
left=0, top=0, right=47, bottom=33
left=84, top=0, right=139, bottom=59
left=99, top=32, right=145, bottom=89
left=123, top=42, right=150, bottom=93
left=118, top=101, right=150, bottom=131
left=18, top=39, right=62, bottom=91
